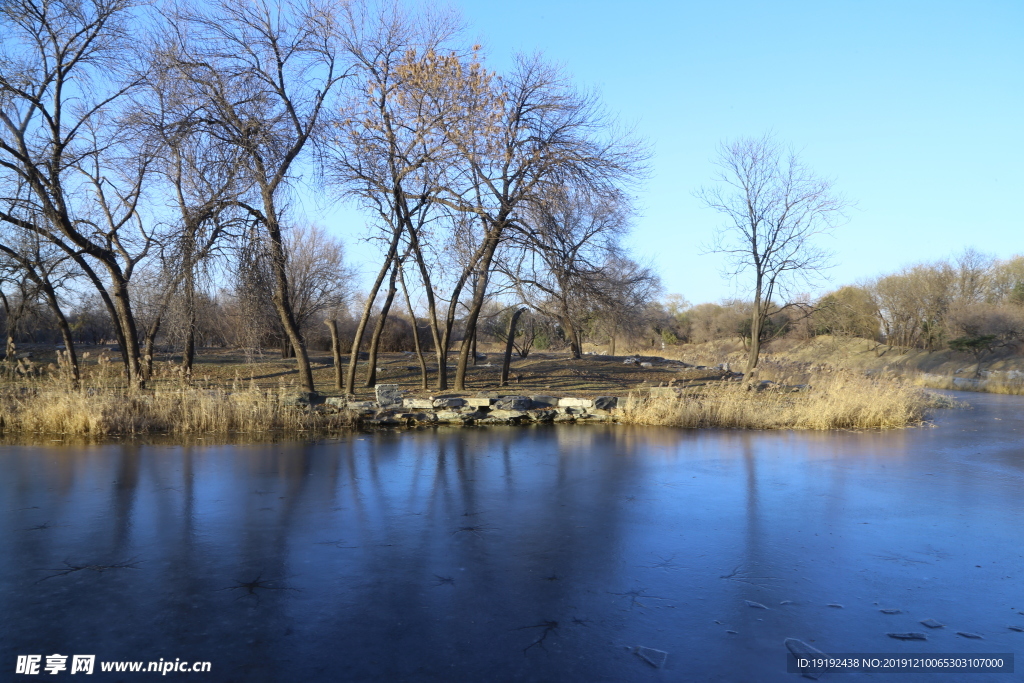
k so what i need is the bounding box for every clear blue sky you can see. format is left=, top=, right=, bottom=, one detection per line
left=324, top=0, right=1024, bottom=306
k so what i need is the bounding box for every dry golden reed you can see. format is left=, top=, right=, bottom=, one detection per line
left=0, top=386, right=354, bottom=437
left=619, top=371, right=933, bottom=430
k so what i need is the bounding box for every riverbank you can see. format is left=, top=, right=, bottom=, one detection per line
left=0, top=365, right=935, bottom=438
left=647, top=335, right=1024, bottom=396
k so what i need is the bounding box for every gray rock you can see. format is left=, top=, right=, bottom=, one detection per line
left=494, top=395, right=531, bottom=410
left=403, top=398, right=434, bottom=409
left=528, top=395, right=558, bottom=407
left=593, top=396, right=618, bottom=410
left=375, top=383, right=403, bottom=407
left=325, top=397, right=348, bottom=408
left=529, top=409, right=557, bottom=422
left=558, top=397, right=594, bottom=409
left=464, top=397, right=494, bottom=408
left=432, top=397, right=466, bottom=409
left=279, top=391, right=323, bottom=407
left=344, top=400, right=376, bottom=412
left=487, top=409, right=528, bottom=421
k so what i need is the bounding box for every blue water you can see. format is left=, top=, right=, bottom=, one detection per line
left=2, top=392, right=1022, bottom=681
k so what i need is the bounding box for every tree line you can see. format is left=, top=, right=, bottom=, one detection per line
left=0, top=0, right=655, bottom=392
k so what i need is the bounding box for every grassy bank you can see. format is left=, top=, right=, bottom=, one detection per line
left=0, top=385, right=354, bottom=438
left=618, top=370, right=936, bottom=430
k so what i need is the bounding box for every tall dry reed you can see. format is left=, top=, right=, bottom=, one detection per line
left=0, top=385, right=354, bottom=437
left=619, top=372, right=933, bottom=430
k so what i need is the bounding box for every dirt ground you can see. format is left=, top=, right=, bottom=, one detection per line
left=3, top=343, right=731, bottom=399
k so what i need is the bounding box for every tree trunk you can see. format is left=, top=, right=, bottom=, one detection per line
left=325, top=319, right=342, bottom=390
left=142, top=313, right=161, bottom=380
left=500, top=308, right=525, bottom=386
left=454, top=237, right=499, bottom=391
left=183, top=267, right=196, bottom=375
left=364, top=261, right=399, bottom=388
left=345, top=233, right=402, bottom=395
left=745, top=306, right=763, bottom=378
left=108, top=276, right=145, bottom=389
left=398, top=264, right=428, bottom=390
left=37, top=278, right=79, bottom=388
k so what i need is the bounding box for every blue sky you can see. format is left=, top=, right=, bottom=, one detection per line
left=324, top=0, right=1024, bottom=305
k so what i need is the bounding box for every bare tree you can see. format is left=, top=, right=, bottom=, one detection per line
left=162, top=0, right=351, bottom=393
left=499, top=186, right=656, bottom=358
left=697, top=133, right=848, bottom=377
left=0, top=0, right=155, bottom=386
left=437, top=54, right=648, bottom=389
left=328, top=4, right=475, bottom=392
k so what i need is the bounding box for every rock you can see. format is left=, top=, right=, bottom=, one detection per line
left=325, top=397, right=348, bottom=408
left=344, top=400, right=376, bottom=412
left=529, top=409, right=557, bottom=422
left=639, top=362, right=653, bottom=368
left=403, top=398, right=434, bottom=409
left=558, top=397, right=594, bottom=409
left=366, top=413, right=404, bottom=426
left=593, top=396, right=618, bottom=410
left=487, top=409, right=528, bottom=421
left=956, top=631, right=983, bottom=639
left=464, top=397, right=494, bottom=408
left=375, top=383, right=403, bottom=407
left=633, top=646, right=667, bottom=669
left=785, top=638, right=826, bottom=680
left=622, top=357, right=639, bottom=365
left=279, top=391, right=323, bottom=407
left=887, top=632, right=927, bottom=640
left=528, top=395, right=559, bottom=408
left=435, top=410, right=464, bottom=422
left=919, top=619, right=944, bottom=629
left=553, top=413, right=576, bottom=423
left=494, top=395, right=531, bottom=411
left=745, top=600, right=768, bottom=609
left=432, top=397, right=466, bottom=409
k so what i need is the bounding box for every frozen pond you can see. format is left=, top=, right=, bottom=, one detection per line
left=2, top=392, right=1022, bottom=681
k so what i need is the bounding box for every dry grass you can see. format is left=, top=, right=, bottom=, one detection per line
left=619, top=370, right=934, bottom=430
left=912, top=373, right=1024, bottom=396
left=0, top=384, right=354, bottom=438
